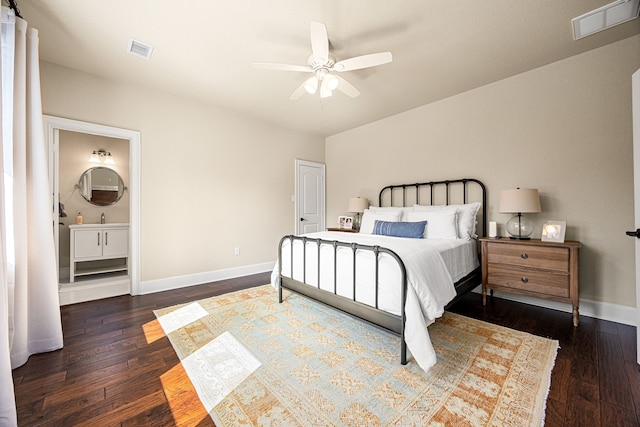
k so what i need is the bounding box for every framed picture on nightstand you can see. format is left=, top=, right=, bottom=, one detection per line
left=541, top=220, right=566, bottom=242
left=338, top=216, right=353, bottom=229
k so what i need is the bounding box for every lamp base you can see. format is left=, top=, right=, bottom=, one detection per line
left=353, top=213, right=362, bottom=231
left=505, top=213, right=535, bottom=240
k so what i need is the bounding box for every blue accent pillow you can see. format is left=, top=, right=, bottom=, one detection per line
left=372, top=220, right=427, bottom=239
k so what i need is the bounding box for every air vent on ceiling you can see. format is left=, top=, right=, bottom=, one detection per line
left=572, top=0, right=640, bottom=40
left=127, top=38, right=154, bottom=60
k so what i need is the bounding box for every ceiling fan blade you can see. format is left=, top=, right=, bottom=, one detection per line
left=289, top=81, right=307, bottom=100
left=334, top=76, right=360, bottom=98
left=310, top=22, right=329, bottom=62
left=333, top=52, right=393, bottom=72
left=252, top=62, right=312, bottom=73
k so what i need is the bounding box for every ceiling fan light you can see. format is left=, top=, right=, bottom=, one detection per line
left=326, top=74, right=339, bottom=91
left=304, top=77, right=318, bottom=94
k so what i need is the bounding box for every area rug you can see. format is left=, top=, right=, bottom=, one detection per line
left=154, top=285, right=558, bottom=426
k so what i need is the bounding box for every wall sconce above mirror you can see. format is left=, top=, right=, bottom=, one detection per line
left=78, top=166, right=126, bottom=206
left=89, top=149, right=115, bottom=165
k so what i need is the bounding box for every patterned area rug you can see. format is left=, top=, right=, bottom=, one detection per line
left=154, top=285, right=557, bottom=426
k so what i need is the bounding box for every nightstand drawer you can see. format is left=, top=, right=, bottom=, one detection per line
left=487, top=243, right=569, bottom=272
left=487, top=265, right=569, bottom=298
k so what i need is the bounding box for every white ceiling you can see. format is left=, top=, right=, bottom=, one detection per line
left=17, top=0, right=640, bottom=137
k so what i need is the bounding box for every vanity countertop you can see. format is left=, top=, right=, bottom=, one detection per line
left=69, top=223, right=129, bottom=229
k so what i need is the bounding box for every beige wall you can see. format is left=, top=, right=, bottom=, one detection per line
left=326, top=35, right=640, bottom=308
left=58, top=131, right=130, bottom=269
left=41, top=62, right=325, bottom=282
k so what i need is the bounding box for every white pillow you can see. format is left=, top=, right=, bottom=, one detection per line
left=368, top=206, right=414, bottom=222
left=407, top=208, right=458, bottom=239
left=453, top=202, right=481, bottom=239
left=414, top=202, right=481, bottom=239
left=359, top=209, right=402, bottom=234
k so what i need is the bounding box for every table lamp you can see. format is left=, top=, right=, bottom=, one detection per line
left=499, top=188, right=541, bottom=239
left=347, top=197, right=369, bottom=230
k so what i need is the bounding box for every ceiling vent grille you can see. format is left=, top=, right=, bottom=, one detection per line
left=572, top=0, right=640, bottom=39
left=127, top=38, right=154, bottom=59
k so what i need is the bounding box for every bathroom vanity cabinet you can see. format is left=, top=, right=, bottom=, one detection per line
left=69, top=223, right=129, bottom=282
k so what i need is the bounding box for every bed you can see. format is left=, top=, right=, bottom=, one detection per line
left=272, top=178, right=486, bottom=371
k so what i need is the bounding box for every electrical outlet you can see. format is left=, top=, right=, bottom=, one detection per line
left=234, top=247, right=240, bottom=256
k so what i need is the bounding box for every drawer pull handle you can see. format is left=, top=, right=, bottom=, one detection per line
left=521, top=277, right=528, bottom=283
left=521, top=253, right=528, bottom=259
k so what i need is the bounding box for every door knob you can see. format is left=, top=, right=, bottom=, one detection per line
left=300, top=218, right=306, bottom=221
left=626, top=228, right=640, bottom=238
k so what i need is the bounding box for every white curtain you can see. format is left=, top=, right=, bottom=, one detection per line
left=0, top=7, right=63, bottom=424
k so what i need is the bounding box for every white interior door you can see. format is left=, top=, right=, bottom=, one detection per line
left=631, top=68, right=640, bottom=365
left=295, top=159, right=325, bottom=235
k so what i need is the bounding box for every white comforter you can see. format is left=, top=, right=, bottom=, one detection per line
left=271, top=231, right=478, bottom=371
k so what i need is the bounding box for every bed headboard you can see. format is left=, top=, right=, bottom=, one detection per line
left=378, top=178, right=487, bottom=238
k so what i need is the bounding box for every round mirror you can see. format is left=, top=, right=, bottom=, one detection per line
left=78, top=167, right=126, bottom=206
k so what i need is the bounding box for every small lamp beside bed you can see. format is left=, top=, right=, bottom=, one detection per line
left=348, top=197, right=369, bottom=231
left=499, top=188, right=541, bottom=240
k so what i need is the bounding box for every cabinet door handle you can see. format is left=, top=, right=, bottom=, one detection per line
left=105, top=232, right=108, bottom=246
left=521, top=253, right=528, bottom=259
left=97, top=232, right=100, bottom=246
left=521, top=277, right=528, bottom=283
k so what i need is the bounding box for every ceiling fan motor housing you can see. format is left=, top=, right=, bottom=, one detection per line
left=307, top=54, right=335, bottom=70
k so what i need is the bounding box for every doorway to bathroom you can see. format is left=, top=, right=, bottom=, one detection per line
left=45, top=116, right=141, bottom=305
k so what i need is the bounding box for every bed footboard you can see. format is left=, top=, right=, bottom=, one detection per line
left=277, top=235, right=408, bottom=365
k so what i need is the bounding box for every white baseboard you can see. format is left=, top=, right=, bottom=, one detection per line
left=138, top=261, right=274, bottom=295
left=471, top=287, right=637, bottom=326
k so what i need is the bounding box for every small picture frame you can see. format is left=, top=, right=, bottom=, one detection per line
left=338, top=216, right=353, bottom=230
left=541, top=220, right=566, bottom=243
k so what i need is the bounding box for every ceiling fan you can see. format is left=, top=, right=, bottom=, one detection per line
left=253, top=22, right=393, bottom=100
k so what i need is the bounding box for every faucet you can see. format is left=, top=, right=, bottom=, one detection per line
left=101, top=212, right=105, bottom=224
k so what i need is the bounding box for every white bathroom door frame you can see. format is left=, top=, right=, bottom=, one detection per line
left=631, top=69, right=640, bottom=365
left=45, top=115, right=142, bottom=296
left=295, top=159, right=325, bottom=235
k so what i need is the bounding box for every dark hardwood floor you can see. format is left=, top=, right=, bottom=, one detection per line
left=12, top=272, right=640, bottom=426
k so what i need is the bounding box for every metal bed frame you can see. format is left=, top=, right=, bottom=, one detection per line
left=277, top=178, right=486, bottom=365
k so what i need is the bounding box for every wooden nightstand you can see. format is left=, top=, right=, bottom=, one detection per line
left=480, top=237, right=581, bottom=326
left=327, top=227, right=359, bottom=233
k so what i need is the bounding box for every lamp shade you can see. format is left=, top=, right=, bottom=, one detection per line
left=498, top=188, right=541, bottom=213
left=348, top=197, right=369, bottom=213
